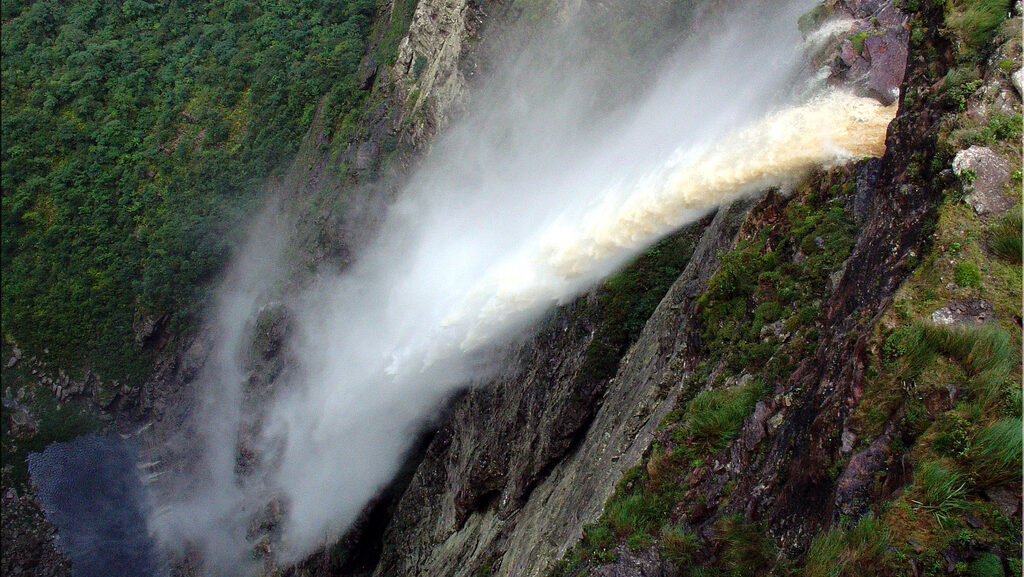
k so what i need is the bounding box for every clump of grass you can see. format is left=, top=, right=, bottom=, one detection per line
left=660, top=525, right=700, bottom=565
left=713, top=515, right=776, bottom=576
left=606, top=492, right=670, bottom=536
left=966, top=417, right=1023, bottom=487
left=968, top=552, right=1004, bottom=577
left=805, top=515, right=893, bottom=577
left=987, top=210, right=1022, bottom=263
left=895, top=323, right=1017, bottom=402
left=911, top=462, right=969, bottom=526
left=624, top=531, right=653, bottom=551
left=674, top=380, right=766, bottom=454
left=945, top=0, right=1013, bottom=51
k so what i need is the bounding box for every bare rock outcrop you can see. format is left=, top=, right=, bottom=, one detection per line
left=952, top=145, right=1014, bottom=215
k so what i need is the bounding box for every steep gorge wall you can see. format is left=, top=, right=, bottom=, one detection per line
left=346, top=1, right=1021, bottom=576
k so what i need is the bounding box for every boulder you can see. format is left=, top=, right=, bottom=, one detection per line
left=952, top=146, right=1014, bottom=215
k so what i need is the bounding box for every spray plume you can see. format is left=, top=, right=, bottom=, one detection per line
left=150, top=1, right=897, bottom=572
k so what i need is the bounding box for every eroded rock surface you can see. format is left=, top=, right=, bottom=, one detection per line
left=952, top=145, right=1014, bottom=215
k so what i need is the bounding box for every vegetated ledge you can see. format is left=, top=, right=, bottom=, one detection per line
left=546, top=2, right=1023, bottom=576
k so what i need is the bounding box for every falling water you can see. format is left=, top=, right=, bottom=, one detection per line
left=146, top=0, right=898, bottom=572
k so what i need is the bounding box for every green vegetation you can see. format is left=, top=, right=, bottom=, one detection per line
left=805, top=516, right=893, bottom=577
left=671, top=379, right=764, bottom=457
left=553, top=1, right=1022, bottom=574
left=912, top=462, right=969, bottom=526
left=2, top=0, right=379, bottom=382
left=553, top=178, right=862, bottom=576
left=987, top=209, right=1022, bottom=262
left=580, top=228, right=701, bottom=382
left=966, top=417, right=1023, bottom=487
left=944, top=0, right=1013, bottom=52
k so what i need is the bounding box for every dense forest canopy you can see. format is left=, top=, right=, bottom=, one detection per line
left=1, top=0, right=375, bottom=381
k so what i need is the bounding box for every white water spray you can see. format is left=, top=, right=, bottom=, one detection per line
left=152, top=1, right=897, bottom=571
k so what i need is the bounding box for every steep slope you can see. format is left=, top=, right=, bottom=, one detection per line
left=350, top=1, right=1022, bottom=576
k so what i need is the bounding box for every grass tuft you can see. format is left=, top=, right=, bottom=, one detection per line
left=805, top=515, right=893, bottom=577
left=674, top=379, right=765, bottom=454
left=967, top=417, right=1023, bottom=487
left=987, top=210, right=1022, bottom=263
left=911, top=462, right=969, bottom=526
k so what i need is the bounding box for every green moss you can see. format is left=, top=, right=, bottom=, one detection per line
left=968, top=553, right=1004, bottom=577
left=954, top=261, right=981, bottom=287
left=580, top=228, right=700, bottom=382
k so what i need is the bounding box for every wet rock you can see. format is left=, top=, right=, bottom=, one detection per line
left=854, top=158, right=883, bottom=223
left=132, top=312, right=167, bottom=348
left=358, top=55, right=380, bottom=90
left=952, top=146, right=1013, bottom=215
left=826, top=0, right=909, bottom=104
left=355, top=140, right=381, bottom=171
left=6, top=346, right=22, bottom=368
left=840, top=430, right=856, bottom=454
left=1, top=483, right=71, bottom=577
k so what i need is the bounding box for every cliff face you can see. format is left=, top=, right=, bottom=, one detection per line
left=4, top=0, right=1019, bottom=575
left=339, top=1, right=1023, bottom=576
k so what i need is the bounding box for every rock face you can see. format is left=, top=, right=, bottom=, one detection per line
left=952, top=145, right=1014, bottom=215
left=390, top=0, right=475, bottom=151
left=1, top=488, right=71, bottom=577
left=811, top=0, right=909, bottom=104
left=374, top=200, right=758, bottom=577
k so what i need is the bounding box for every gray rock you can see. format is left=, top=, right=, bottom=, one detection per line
left=930, top=299, right=994, bottom=326
left=1013, top=68, right=1023, bottom=97
left=952, top=146, right=1014, bottom=214
left=760, top=320, right=791, bottom=342
left=985, top=485, right=1021, bottom=517
left=594, top=547, right=679, bottom=577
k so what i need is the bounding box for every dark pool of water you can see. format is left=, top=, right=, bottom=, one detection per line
left=28, top=433, right=160, bottom=577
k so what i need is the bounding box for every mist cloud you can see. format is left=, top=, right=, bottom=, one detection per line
left=150, top=0, right=896, bottom=572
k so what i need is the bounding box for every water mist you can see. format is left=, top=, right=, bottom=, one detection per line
left=151, top=0, right=898, bottom=572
